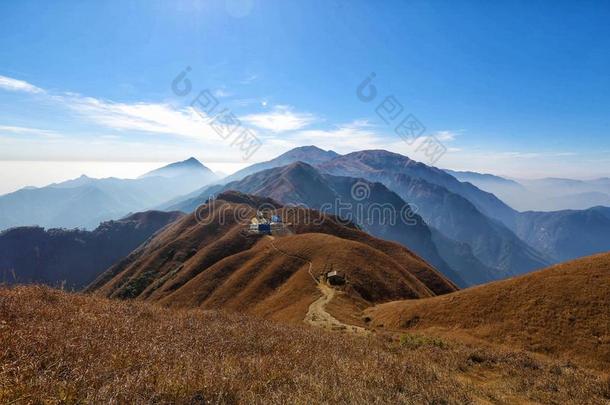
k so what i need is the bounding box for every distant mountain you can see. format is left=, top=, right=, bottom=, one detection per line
left=318, top=150, right=548, bottom=278
left=544, top=191, right=610, bottom=211
left=222, top=145, right=339, bottom=183
left=139, top=157, right=217, bottom=182
left=444, top=169, right=527, bottom=209
left=168, top=162, right=466, bottom=287
left=517, top=178, right=610, bottom=211
left=0, top=158, right=216, bottom=230
left=444, top=169, right=523, bottom=188
left=89, top=192, right=457, bottom=321
left=514, top=206, right=610, bottom=262
left=433, top=169, right=610, bottom=265
left=0, top=210, right=183, bottom=289
left=319, top=150, right=518, bottom=228
left=451, top=171, right=610, bottom=211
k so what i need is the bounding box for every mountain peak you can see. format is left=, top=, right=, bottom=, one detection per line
left=139, top=157, right=216, bottom=179
left=221, top=145, right=340, bottom=183
left=183, top=157, right=203, bottom=166
left=278, top=145, right=340, bottom=161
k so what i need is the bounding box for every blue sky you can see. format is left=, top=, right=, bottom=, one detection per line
left=1, top=0, right=609, bottom=192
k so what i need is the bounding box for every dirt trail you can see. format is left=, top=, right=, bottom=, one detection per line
left=267, top=236, right=367, bottom=334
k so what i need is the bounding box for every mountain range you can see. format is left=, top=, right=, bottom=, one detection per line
left=168, top=162, right=467, bottom=286
left=166, top=149, right=555, bottom=284
left=2, top=146, right=610, bottom=288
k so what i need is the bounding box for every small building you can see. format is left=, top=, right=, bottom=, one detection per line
left=326, top=270, right=345, bottom=285
left=248, top=212, right=285, bottom=235
left=258, top=223, right=272, bottom=234
left=249, top=222, right=271, bottom=234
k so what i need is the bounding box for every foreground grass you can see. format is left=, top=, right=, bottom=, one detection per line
left=1, top=286, right=609, bottom=404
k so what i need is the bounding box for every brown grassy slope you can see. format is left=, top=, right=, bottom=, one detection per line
left=158, top=233, right=434, bottom=322
left=89, top=193, right=456, bottom=322
left=365, top=252, right=610, bottom=370
left=284, top=206, right=458, bottom=295
left=2, top=286, right=609, bottom=404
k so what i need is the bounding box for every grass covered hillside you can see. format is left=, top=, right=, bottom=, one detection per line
left=366, top=252, right=610, bottom=370
left=2, top=285, right=609, bottom=404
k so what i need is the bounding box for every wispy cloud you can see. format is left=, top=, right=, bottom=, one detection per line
left=0, top=75, right=44, bottom=94
left=290, top=120, right=382, bottom=150
left=435, top=130, right=459, bottom=142
left=239, top=73, right=259, bottom=84
left=213, top=88, right=232, bottom=98
left=241, top=105, right=316, bottom=133
left=0, top=125, right=62, bottom=138
left=0, top=75, right=228, bottom=142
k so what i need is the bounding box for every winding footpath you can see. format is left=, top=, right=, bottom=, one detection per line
left=266, top=236, right=367, bottom=334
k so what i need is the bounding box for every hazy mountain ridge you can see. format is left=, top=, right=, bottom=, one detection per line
left=448, top=170, right=610, bottom=211
left=0, top=158, right=216, bottom=231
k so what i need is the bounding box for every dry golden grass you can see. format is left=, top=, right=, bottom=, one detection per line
left=2, top=286, right=610, bottom=404
left=366, top=252, right=610, bottom=371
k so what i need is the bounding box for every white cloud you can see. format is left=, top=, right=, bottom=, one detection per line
left=241, top=105, right=315, bottom=133
left=55, top=94, right=221, bottom=141
left=0, top=75, right=44, bottom=94
left=435, top=130, right=458, bottom=142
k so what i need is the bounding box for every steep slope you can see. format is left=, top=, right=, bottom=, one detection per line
left=90, top=192, right=457, bottom=322
left=515, top=207, right=610, bottom=262
left=166, top=163, right=464, bottom=286
left=366, top=252, right=610, bottom=370
left=0, top=158, right=215, bottom=230
left=429, top=228, right=498, bottom=286
left=0, top=211, right=183, bottom=288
